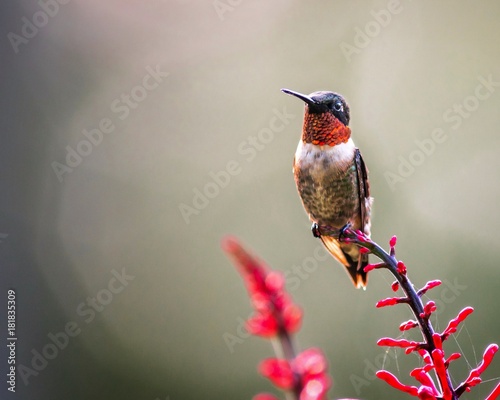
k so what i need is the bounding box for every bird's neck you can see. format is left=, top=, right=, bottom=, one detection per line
left=302, top=110, right=351, bottom=146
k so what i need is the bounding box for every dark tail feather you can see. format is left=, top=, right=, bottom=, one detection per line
left=320, top=236, right=368, bottom=289
left=344, top=252, right=368, bottom=290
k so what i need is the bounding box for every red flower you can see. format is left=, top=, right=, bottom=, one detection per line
left=294, top=348, right=327, bottom=377
left=258, top=349, right=332, bottom=399
left=283, top=303, right=303, bottom=333
left=265, top=271, right=285, bottom=292
left=418, top=280, right=442, bottom=296
left=399, top=320, right=419, bottom=331
left=420, top=301, right=437, bottom=319
left=396, top=261, right=407, bottom=275
left=376, top=296, right=407, bottom=308
left=294, top=348, right=331, bottom=400
left=253, top=394, right=279, bottom=400
left=376, top=370, right=419, bottom=396
left=461, top=344, right=499, bottom=390
left=364, top=262, right=386, bottom=273
left=431, top=348, right=452, bottom=400
left=378, top=337, right=421, bottom=353
left=300, top=375, right=331, bottom=400
left=359, top=246, right=370, bottom=254
left=246, top=312, right=279, bottom=337
left=444, top=352, right=461, bottom=367
left=259, top=359, right=294, bottom=389
left=441, top=307, right=474, bottom=340
left=410, top=367, right=438, bottom=393
left=417, top=386, right=438, bottom=400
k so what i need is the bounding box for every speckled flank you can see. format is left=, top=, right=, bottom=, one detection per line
left=294, top=140, right=360, bottom=228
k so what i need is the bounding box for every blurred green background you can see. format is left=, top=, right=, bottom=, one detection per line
left=1, top=1, right=500, bottom=399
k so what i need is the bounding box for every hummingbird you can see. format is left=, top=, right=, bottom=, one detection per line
left=282, top=88, right=372, bottom=289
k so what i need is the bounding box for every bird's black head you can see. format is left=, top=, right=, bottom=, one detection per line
left=281, top=89, right=350, bottom=126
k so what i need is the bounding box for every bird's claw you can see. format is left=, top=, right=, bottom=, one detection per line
left=338, top=222, right=352, bottom=241
left=311, top=222, right=321, bottom=238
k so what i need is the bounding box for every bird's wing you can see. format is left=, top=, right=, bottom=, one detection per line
left=349, top=148, right=370, bottom=288
left=354, top=148, right=370, bottom=232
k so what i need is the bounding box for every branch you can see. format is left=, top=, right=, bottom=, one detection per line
left=319, top=227, right=498, bottom=400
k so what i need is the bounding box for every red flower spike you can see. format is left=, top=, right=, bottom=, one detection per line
left=400, top=320, right=419, bottom=331
left=223, top=237, right=304, bottom=339
left=442, top=307, right=474, bottom=339
left=389, top=235, right=397, bottom=248
left=258, top=359, right=295, bottom=389
left=396, top=261, right=407, bottom=275
left=223, top=237, right=334, bottom=399
left=359, top=246, right=370, bottom=254
left=376, top=370, right=419, bottom=396
left=253, top=394, right=279, bottom=400
left=376, top=296, right=407, bottom=308
left=391, top=281, right=400, bottom=292
left=486, top=382, right=500, bottom=400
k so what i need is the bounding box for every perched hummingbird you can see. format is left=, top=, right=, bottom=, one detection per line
left=282, top=89, right=372, bottom=289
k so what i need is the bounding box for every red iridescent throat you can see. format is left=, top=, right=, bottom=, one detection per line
left=302, top=109, right=351, bottom=146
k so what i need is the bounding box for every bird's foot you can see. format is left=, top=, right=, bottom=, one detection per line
left=338, top=222, right=352, bottom=241
left=311, top=222, right=321, bottom=238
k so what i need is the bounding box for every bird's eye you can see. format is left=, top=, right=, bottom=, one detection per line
left=333, top=102, right=343, bottom=112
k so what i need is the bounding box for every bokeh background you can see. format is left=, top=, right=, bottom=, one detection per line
left=1, top=1, right=500, bottom=399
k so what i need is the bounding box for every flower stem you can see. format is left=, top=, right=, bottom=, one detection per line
left=275, top=325, right=301, bottom=398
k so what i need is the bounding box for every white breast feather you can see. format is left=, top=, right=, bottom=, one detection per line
left=294, top=138, right=356, bottom=176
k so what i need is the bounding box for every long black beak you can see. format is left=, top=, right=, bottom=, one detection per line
left=281, top=88, right=317, bottom=106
